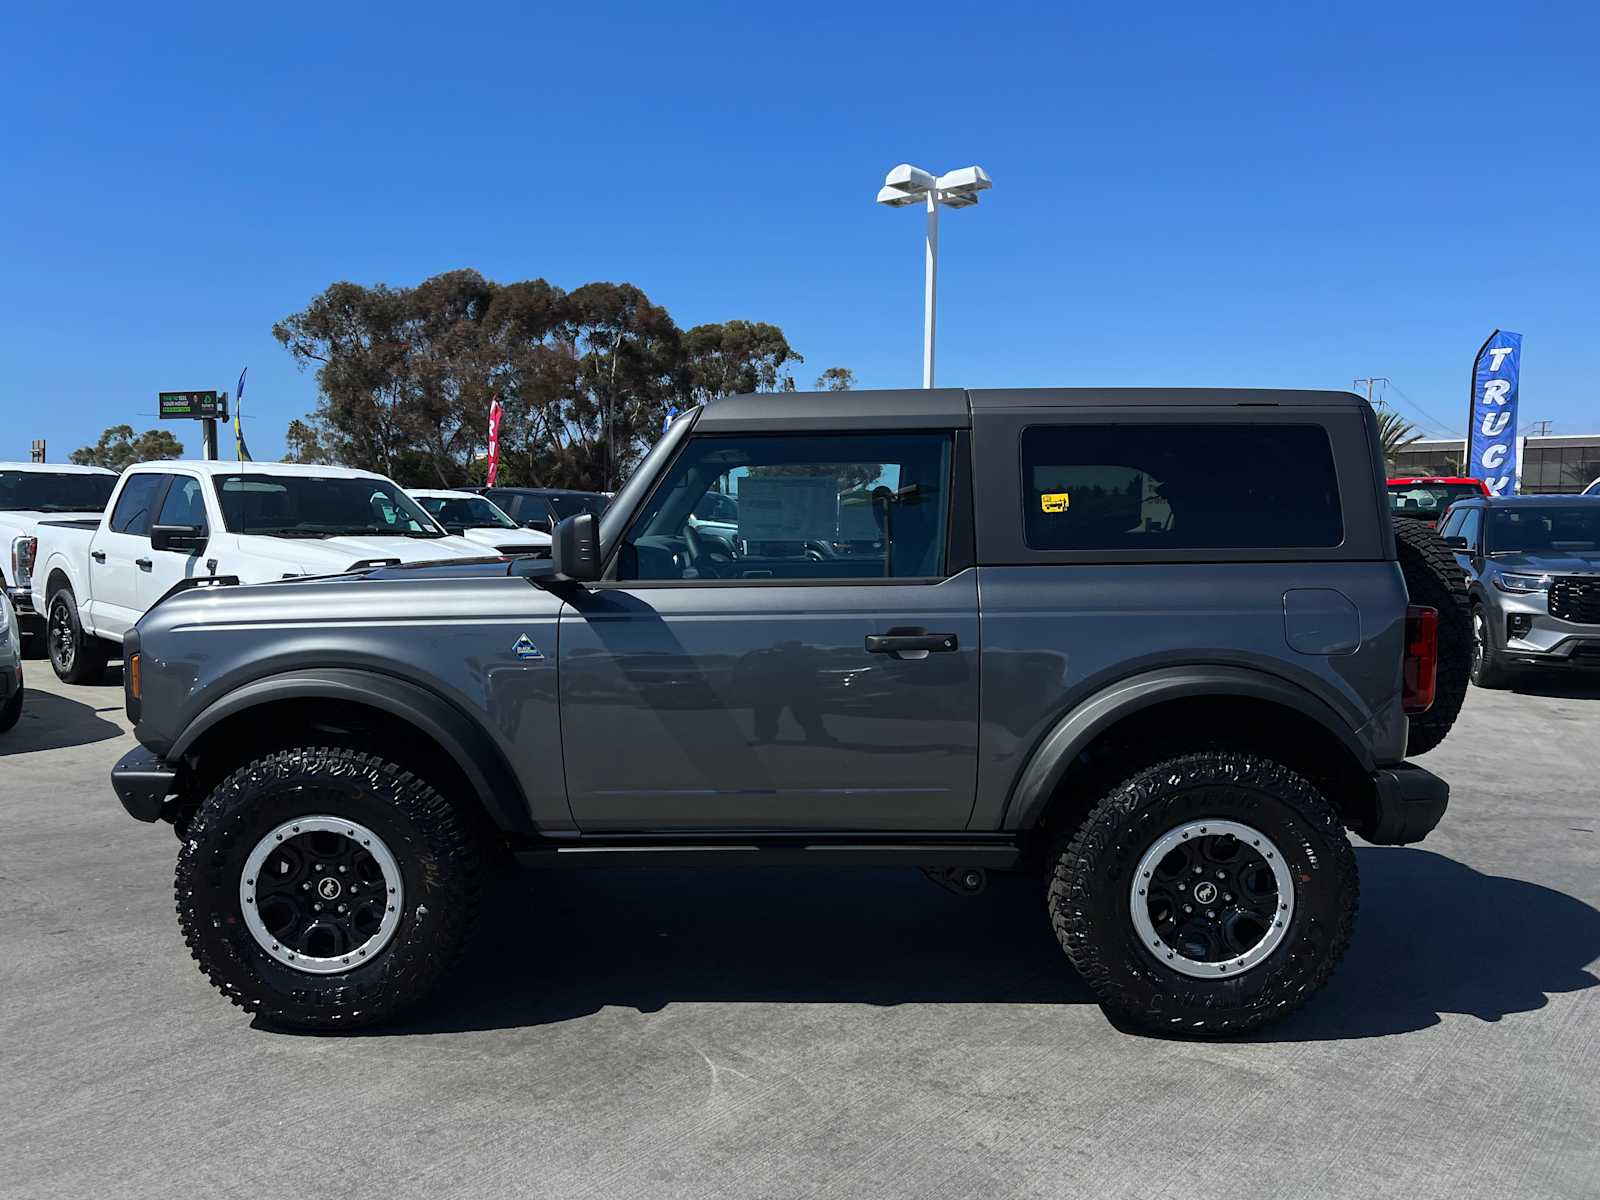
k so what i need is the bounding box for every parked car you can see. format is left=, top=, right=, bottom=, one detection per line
left=472, top=486, right=608, bottom=533
left=111, top=387, right=1466, bottom=1036
left=0, top=591, right=22, bottom=732
left=0, top=462, right=118, bottom=654
left=406, top=490, right=551, bottom=557
left=30, top=461, right=492, bottom=684
left=1435, top=493, right=1600, bottom=686
left=1387, top=476, right=1491, bottom=527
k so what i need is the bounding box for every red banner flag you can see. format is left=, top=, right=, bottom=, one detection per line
left=486, top=398, right=504, bottom=487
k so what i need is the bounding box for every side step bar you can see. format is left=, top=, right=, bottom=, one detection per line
left=514, top=838, right=1023, bottom=870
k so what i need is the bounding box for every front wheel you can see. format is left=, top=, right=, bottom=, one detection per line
left=176, top=744, right=484, bottom=1029
left=47, top=589, right=110, bottom=684
left=1470, top=605, right=1513, bottom=689
left=0, top=682, right=21, bottom=732
left=1049, top=750, right=1358, bottom=1036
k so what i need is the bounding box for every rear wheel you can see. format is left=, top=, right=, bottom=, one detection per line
left=176, top=743, right=484, bottom=1029
left=1470, top=604, right=1513, bottom=689
left=1049, top=750, right=1358, bottom=1036
left=46, top=588, right=109, bottom=685
left=1393, top=519, right=1470, bottom=755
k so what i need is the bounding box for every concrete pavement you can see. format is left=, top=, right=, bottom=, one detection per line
left=2, top=664, right=1596, bottom=1199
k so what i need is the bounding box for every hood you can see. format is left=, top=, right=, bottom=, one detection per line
left=453, top=526, right=552, bottom=553
left=272, top=555, right=551, bottom=584
left=1489, top=551, right=1600, bottom=576
left=238, top=533, right=489, bottom=576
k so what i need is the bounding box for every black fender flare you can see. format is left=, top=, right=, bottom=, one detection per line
left=170, top=667, right=533, bottom=836
left=1001, top=665, right=1374, bottom=831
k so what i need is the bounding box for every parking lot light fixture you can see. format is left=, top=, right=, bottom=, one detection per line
left=875, top=163, right=992, bottom=388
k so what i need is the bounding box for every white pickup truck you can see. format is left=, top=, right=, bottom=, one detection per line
left=406, top=489, right=552, bottom=557
left=31, top=460, right=493, bottom=682
left=2, top=462, right=119, bottom=652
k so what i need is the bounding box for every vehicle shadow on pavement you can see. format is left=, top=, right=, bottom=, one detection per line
left=1264, top=847, right=1600, bottom=1041
left=0, top=688, right=123, bottom=756
left=305, top=850, right=1600, bottom=1041
left=367, top=866, right=1094, bottom=1034
left=1504, top=674, right=1600, bottom=699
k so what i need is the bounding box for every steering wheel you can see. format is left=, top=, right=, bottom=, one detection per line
left=683, top=524, right=734, bottom=578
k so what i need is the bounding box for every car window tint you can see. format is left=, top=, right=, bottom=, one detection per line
left=109, top=474, right=167, bottom=536
left=1458, top=508, right=1483, bottom=550
left=1021, top=424, right=1343, bottom=551
left=619, top=433, right=952, bottom=582
left=155, top=476, right=208, bottom=531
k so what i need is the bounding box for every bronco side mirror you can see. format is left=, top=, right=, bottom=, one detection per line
left=552, top=512, right=601, bottom=581
left=150, top=523, right=209, bottom=555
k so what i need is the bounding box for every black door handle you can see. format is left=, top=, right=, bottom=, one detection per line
left=136, top=557, right=153, bottom=570
left=865, top=631, right=958, bottom=654
left=91, top=550, right=106, bottom=563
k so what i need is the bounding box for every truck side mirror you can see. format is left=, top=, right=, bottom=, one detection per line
left=151, top=523, right=209, bottom=555
left=1441, top=535, right=1469, bottom=550
left=552, top=512, right=601, bottom=581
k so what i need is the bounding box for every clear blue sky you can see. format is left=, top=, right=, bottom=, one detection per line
left=3, top=1, right=1596, bottom=462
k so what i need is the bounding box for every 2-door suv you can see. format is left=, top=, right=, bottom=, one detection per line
left=1436, top=493, right=1600, bottom=686
left=112, top=388, right=1460, bottom=1035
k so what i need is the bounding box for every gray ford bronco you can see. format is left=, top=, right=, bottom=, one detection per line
left=112, top=388, right=1465, bottom=1034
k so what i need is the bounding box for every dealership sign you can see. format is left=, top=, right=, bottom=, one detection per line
left=1467, top=330, right=1522, bottom=495
left=160, top=390, right=227, bottom=420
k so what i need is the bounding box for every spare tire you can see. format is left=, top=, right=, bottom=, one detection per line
left=1393, top=518, right=1471, bottom=755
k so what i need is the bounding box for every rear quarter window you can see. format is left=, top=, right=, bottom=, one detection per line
left=1021, top=424, right=1344, bottom=551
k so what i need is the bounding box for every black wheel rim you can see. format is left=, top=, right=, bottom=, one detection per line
left=49, top=601, right=74, bottom=672
left=1132, top=820, right=1294, bottom=977
left=241, top=816, right=404, bottom=973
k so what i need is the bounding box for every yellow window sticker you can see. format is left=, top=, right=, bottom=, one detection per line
left=1040, top=492, right=1070, bottom=514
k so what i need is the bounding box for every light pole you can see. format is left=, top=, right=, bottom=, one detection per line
left=876, top=163, right=991, bottom=387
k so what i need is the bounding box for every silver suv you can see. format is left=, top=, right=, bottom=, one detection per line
left=1436, top=494, right=1600, bottom=686
left=111, top=388, right=1459, bottom=1035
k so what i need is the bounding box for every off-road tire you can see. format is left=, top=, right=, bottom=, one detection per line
left=1470, top=603, right=1513, bottom=689
left=0, top=683, right=20, bottom=732
left=46, top=587, right=109, bottom=685
left=1393, top=518, right=1470, bottom=755
left=176, top=744, right=483, bottom=1030
left=1048, top=750, right=1358, bottom=1036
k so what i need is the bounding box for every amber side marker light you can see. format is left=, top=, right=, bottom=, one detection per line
left=128, top=653, right=141, bottom=701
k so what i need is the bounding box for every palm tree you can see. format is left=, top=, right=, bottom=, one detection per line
left=1376, top=408, right=1424, bottom=470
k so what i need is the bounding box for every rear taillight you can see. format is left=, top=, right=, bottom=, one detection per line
left=1402, top=604, right=1439, bottom=715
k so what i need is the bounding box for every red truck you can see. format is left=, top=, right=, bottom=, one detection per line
left=1387, top=476, right=1492, bottom=527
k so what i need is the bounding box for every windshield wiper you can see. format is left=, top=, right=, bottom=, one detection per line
left=245, top=528, right=336, bottom=539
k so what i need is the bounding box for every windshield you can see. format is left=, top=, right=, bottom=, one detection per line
left=0, top=470, right=117, bottom=513
left=548, top=493, right=608, bottom=520
left=1388, top=483, right=1483, bottom=517
left=1486, top=506, right=1600, bottom=554
left=416, top=494, right=518, bottom=531
left=214, top=474, right=445, bottom=537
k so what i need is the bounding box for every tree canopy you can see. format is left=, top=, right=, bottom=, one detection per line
left=275, top=270, right=833, bottom=490
left=70, top=425, right=185, bottom=470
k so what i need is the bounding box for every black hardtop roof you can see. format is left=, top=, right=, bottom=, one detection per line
left=1455, top=493, right=1600, bottom=507
left=695, top=387, right=1367, bottom=432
